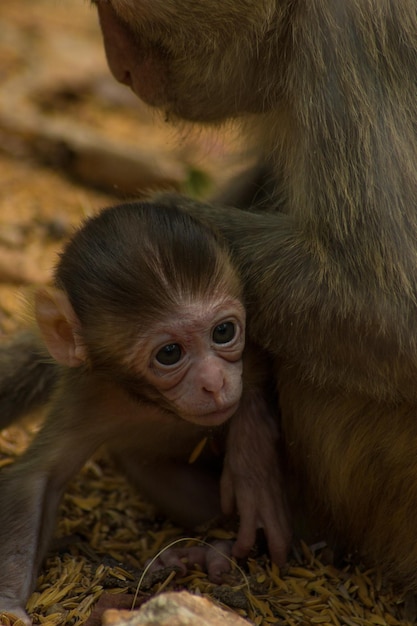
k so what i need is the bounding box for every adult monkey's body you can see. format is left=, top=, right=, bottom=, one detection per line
left=93, top=0, right=417, bottom=588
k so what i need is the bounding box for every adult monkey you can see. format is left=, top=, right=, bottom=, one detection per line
left=91, top=0, right=417, bottom=590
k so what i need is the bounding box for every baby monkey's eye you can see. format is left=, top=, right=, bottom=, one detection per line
left=212, top=321, right=236, bottom=344
left=155, top=343, right=183, bottom=365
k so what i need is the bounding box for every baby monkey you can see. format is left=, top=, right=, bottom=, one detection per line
left=0, top=200, right=290, bottom=622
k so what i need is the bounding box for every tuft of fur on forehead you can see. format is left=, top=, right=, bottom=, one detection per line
left=55, top=201, right=242, bottom=333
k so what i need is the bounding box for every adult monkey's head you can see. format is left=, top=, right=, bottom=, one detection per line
left=91, top=0, right=282, bottom=123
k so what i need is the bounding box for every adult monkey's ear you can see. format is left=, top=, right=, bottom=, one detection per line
left=35, top=288, right=86, bottom=368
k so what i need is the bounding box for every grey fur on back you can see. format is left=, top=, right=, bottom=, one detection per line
left=0, top=331, right=57, bottom=429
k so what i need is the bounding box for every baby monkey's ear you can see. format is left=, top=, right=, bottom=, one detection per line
left=35, top=288, right=86, bottom=368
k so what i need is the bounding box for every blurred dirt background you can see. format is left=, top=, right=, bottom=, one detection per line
left=0, top=2, right=415, bottom=626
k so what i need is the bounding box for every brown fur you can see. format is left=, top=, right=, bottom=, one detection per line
left=0, top=0, right=416, bottom=597
left=93, top=0, right=417, bottom=589
left=0, top=202, right=290, bottom=621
